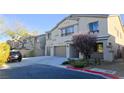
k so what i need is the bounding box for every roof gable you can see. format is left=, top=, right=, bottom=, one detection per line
left=47, top=14, right=120, bottom=33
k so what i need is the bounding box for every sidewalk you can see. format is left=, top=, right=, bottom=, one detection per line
left=85, top=59, right=124, bottom=78
left=66, top=65, right=119, bottom=79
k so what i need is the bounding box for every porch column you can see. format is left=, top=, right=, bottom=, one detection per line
left=45, top=46, right=47, bottom=56
left=79, top=52, right=84, bottom=59
left=66, top=44, right=71, bottom=58
left=51, top=46, right=54, bottom=56
left=103, top=41, right=114, bottom=62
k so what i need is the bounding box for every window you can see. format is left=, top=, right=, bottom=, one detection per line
left=66, top=26, right=74, bottom=34
left=61, top=29, right=66, bottom=36
left=47, top=33, right=51, bottom=39
left=89, top=21, right=99, bottom=32
left=61, top=26, right=74, bottom=36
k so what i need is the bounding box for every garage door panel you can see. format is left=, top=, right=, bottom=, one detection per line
left=54, top=46, right=66, bottom=57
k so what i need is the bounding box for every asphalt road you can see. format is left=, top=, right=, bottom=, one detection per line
left=0, top=64, right=106, bottom=79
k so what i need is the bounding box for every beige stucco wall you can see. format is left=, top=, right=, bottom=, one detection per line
left=46, top=19, right=78, bottom=47
left=108, top=16, right=124, bottom=46
left=46, top=16, right=109, bottom=47
left=78, top=17, right=108, bottom=37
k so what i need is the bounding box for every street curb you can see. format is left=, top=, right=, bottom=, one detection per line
left=66, top=66, right=120, bottom=79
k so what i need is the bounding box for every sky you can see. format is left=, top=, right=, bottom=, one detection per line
left=0, top=14, right=124, bottom=42
left=0, top=14, right=69, bottom=42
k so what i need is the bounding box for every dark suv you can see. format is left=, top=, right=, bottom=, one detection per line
left=8, top=50, right=22, bottom=62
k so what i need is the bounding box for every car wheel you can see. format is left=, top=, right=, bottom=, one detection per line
left=18, top=58, right=22, bottom=62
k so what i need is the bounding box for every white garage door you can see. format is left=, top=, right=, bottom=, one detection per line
left=54, top=46, right=66, bottom=57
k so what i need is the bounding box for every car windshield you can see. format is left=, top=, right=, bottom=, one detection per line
left=10, top=51, right=19, bottom=55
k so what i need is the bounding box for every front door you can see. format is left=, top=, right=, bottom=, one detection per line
left=96, top=42, right=104, bottom=59
left=70, top=45, right=79, bottom=58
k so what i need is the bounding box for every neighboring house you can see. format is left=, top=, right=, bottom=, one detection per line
left=45, top=14, right=124, bottom=61
left=7, top=34, right=46, bottom=57
left=7, top=40, right=21, bottom=49
left=34, top=34, right=46, bottom=56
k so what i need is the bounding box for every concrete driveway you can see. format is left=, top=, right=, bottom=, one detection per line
left=4, top=56, right=67, bottom=69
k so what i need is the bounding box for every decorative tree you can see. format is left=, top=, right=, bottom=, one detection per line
left=3, top=22, right=37, bottom=49
left=5, top=24, right=30, bottom=47
left=73, top=33, right=97, bottom=60
left=0, top=42, right=10, bottom=66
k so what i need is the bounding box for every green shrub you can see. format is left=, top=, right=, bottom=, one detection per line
left=79, top=58, right=85, bottom=61
left=70, top=61, right=85, bottom=68
left=62, top=61, right=70, bottom=65
left=62, top=58, right=89, bottom=68
left=62, top=58, right=76, bottom=65
left=94, top=58, right=101, bottom=65
left=70, top=59, right=88, bottom=68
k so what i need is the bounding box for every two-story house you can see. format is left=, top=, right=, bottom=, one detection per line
left=45, top=14, right=124, bottom=61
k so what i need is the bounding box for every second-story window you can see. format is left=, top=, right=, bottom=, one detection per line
left=47, top=33, right=51, bottom=39
left=89, top=21, right=99, bottom=32
left=61, top=26, right=74, bottom=36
